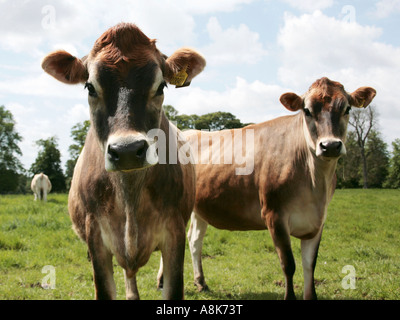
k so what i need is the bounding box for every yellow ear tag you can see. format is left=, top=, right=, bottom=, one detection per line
left=170, top=67, right=188, bottom=87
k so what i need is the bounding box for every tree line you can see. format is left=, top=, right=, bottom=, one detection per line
left=1, top=104, right=399, bottom=194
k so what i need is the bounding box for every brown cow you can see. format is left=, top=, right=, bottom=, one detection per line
left=159, top=77, right=376, bottom=300
left=42, top=23, right=205, bottom=299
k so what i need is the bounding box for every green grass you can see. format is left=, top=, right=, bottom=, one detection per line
left=0, top=189, right=399, bottom=300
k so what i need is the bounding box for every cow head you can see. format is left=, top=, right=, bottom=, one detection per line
left=280, top=77, right=376, bottom=160
left=42, top=23, right=206, bottom=172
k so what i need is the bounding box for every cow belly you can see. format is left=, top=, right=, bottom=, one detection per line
left=195, top=197, right=265, bottom=231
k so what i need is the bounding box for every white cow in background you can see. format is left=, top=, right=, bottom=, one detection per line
left=31, top=173, right=52, bottom=202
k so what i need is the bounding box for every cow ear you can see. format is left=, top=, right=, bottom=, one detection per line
left=280, top=92, right=303, bottom=112
left=349, top=86, right=376, bottom=108
left=42, top=50, right=88, bottom=84
left=165, top=48, right=206, bottom=88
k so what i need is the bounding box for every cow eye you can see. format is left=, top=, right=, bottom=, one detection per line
left=155, top=81, right=167, bottom=97
left=304, top=108, right=312, bottom=117
left=84, top=82, right=97, bottom=98
left=344, top=106, right=351, bottom=115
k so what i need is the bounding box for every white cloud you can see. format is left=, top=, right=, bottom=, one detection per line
left=277, top=11, right=387, bottom=88
left=165, top=77, right=289, bottom=124
left=0, top=0, right=194, bottom=57
left=373, top=0, right=400, bottom=18
left=281, top=0, right=334, bottom=12
left=0, top=0, right=260, bottom=60
left=0, top=72, right=86, bottom=99
left=9, top=100, right=88, bottom=170
left=201, top=17, right=268, bottom=66
left=9, top=101, right=54, bottom=169
left=179, top=0, right=254, bottom=14
left=63, top=104, right=90, bottom=127
left=0, top=0, right=80, bottom=56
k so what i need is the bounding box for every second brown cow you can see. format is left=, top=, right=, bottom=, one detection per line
left=159, top=77, right=376, bottom=300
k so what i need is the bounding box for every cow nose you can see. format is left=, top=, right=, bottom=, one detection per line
left=107, top=139, right=149, bottom=171
left=319, top=140, right=342, bottom=158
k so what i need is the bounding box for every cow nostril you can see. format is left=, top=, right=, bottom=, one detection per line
left=106, top=139, right=149, bottom=171
left=108, top=145, right=120, bottom=161
left=319, top=140, right=343, bottom=157
left=135, top=142, right=147, bottom=159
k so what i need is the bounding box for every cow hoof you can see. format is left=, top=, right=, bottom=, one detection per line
left=195, top=281, right=209, bottom=292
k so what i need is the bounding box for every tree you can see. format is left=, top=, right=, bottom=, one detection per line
left=365, top=130, right=389, bottom=188
left=30, top=136, right=66, bottom=192
left=348, top=105, right=378, bottom=188
left=385, top=139, right=400, bottom=188
left=163, top=105, right=197, bottom=130
left=163, top=105, right=246, bottom=131
left=336, top=131, right=362, bottom=188
left=194, top=111, right=244, bottom=131
left=0, top=106, right=24, bottom=193
left=65, top=120, right=90, bottom=183
left=163, top=105, right=179, bottom=120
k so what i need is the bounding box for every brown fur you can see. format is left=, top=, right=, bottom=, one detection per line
left=42, top=23, right=205, bottom=300
left=180, top=78, right=376, bottom=300
left=89, top=23, right=160, bottom=73
left=41, top=50, right=88, bottom=84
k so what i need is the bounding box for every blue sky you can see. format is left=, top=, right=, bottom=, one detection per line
left=1, top=0, right=399, bottom=170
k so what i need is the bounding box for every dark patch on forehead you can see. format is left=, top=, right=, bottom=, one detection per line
left=93, top=60, right=159, bottom=135
left=97, top=60, right=158, bottom=95
left=126, top=62, right=158, bottom=94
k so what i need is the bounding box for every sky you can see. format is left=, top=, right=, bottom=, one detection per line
left=1, top=0, right=400, bottom=171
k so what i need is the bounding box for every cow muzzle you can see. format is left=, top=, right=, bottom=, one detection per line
left=316, top=139, right=346, bottom=159
left=105, top=134, right=157, bottom=172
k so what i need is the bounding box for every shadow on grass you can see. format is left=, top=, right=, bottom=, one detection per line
left=184, top=286, right=353, bottom=300
left=47, top=198, right=63, bottom=204
left=186, top=289, right=282, bottom=300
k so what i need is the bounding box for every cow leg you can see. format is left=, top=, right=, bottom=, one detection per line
left=266, top=213, right=296, bottom=300
left=86, top=216, right=116, bottom=300
left=124, top=270, right=140, bottom=300
left=43, top=191, right=47, bottom=202
left=89, top=245, right=116, bottom=300
left=187, top=212, right=209, bottom=291
left=301, top=227, right=323, bottom=300
left=34, top=192, right=37, bottom=201
left=160, top=221, right=186, bottom=300
left=156, top=257, right=164, bottom=290
left=157, top=212, right=208, bottom=292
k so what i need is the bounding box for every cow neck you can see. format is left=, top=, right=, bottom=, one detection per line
left=112, top=112, right=173, bottom=269
left=297, top=113, right=338, bottom=190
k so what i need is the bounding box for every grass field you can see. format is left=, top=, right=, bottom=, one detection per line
left=0, top=189, right=399, bottom=300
